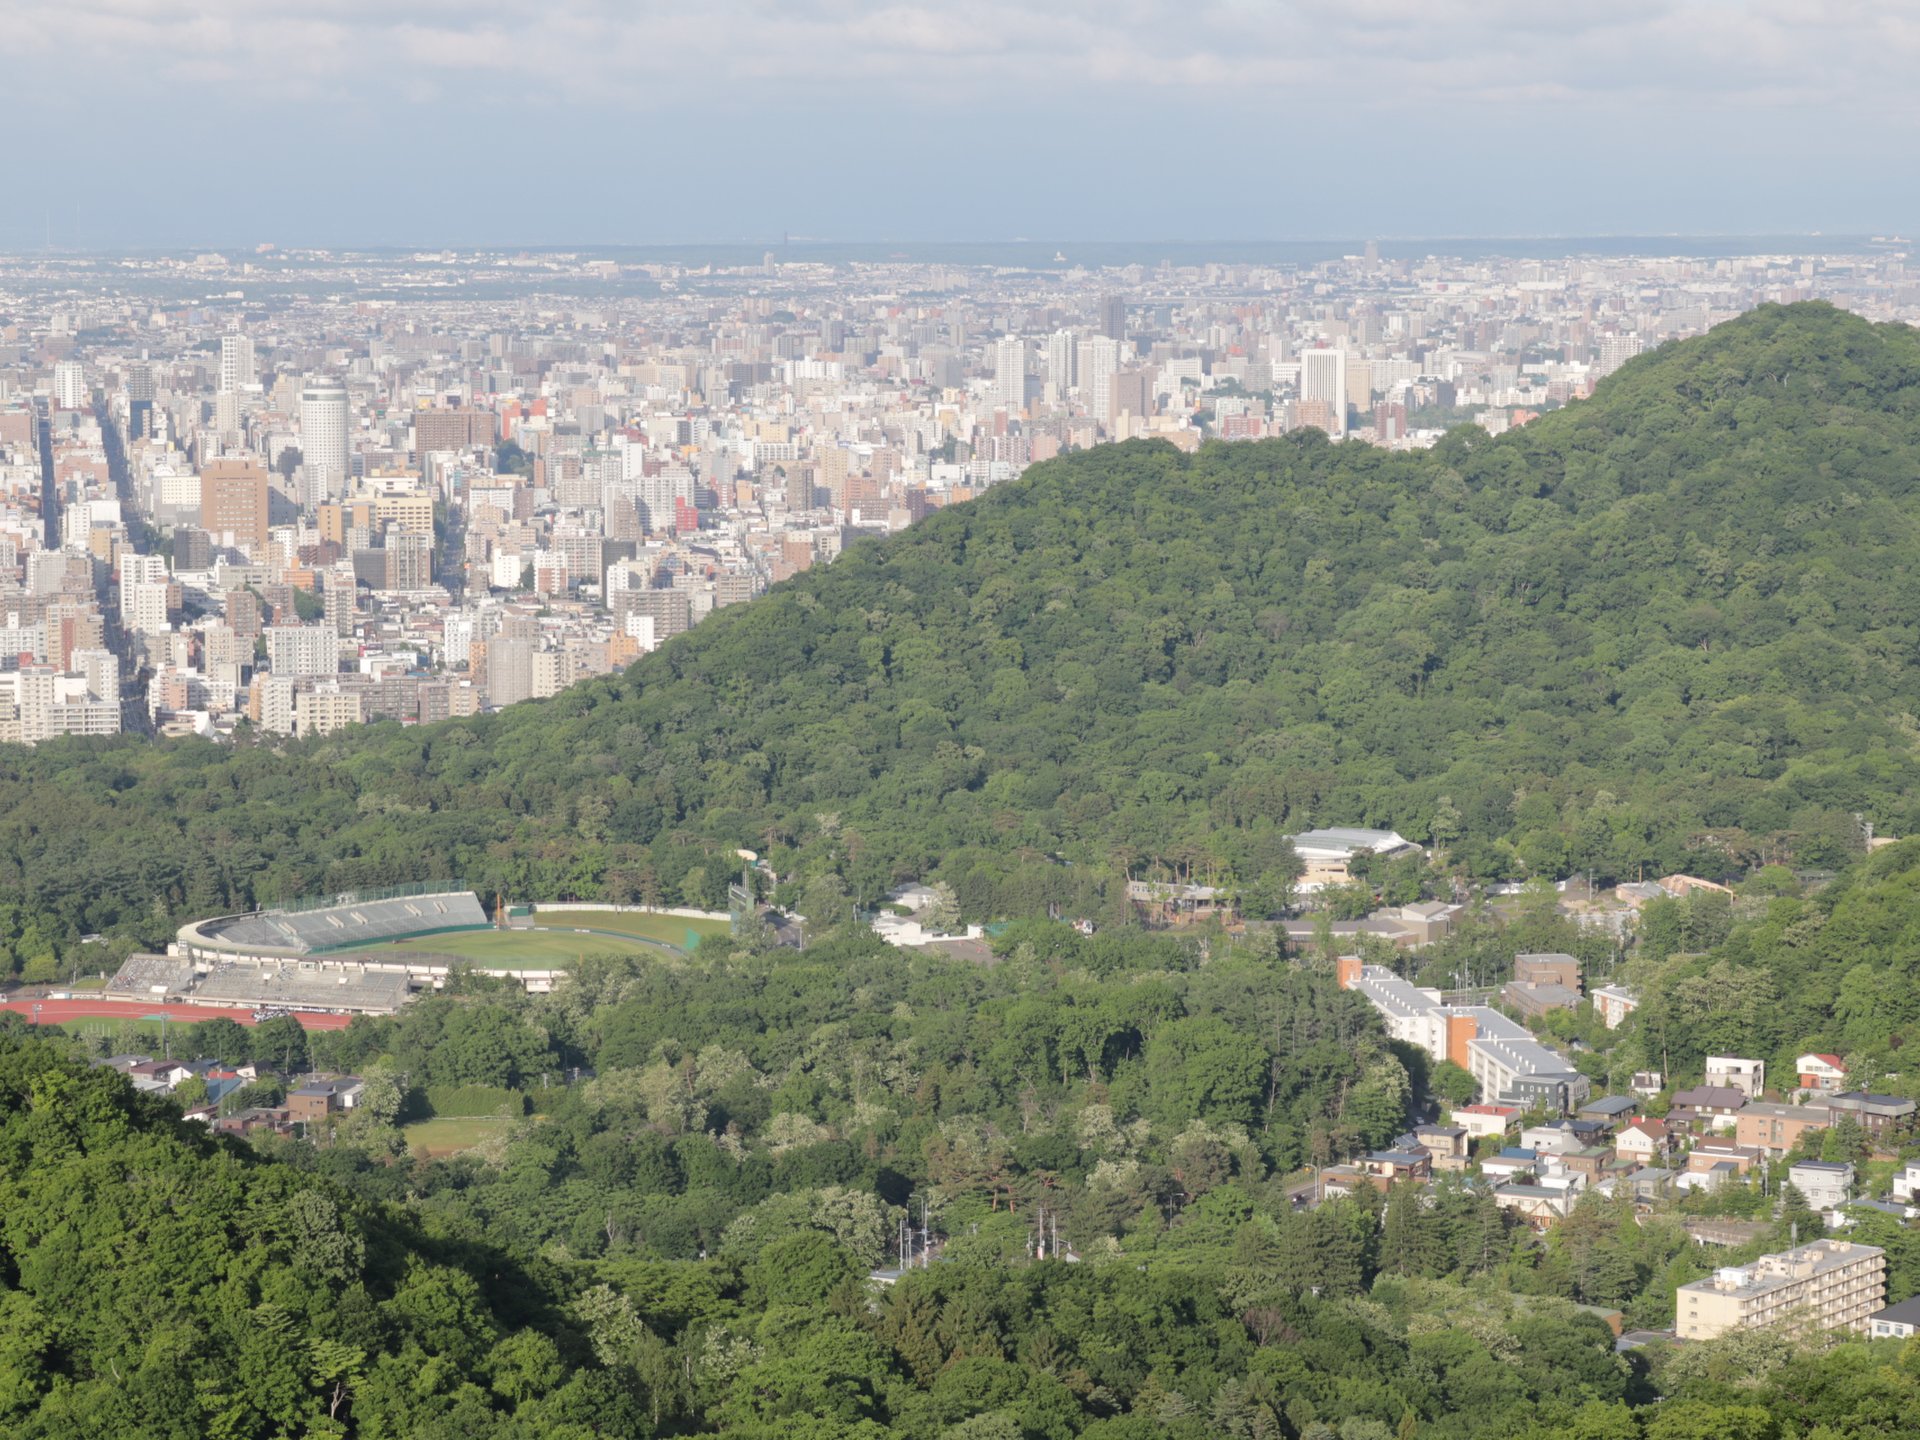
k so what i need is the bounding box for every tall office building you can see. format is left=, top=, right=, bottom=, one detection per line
left=53, top=361, right=86, bottom=412
left=1045, top=330, right=1077, bottom=394
left=1077, top=336, right=1120, bottom=428
left=1299, top=348, right=1350, bottom=438
left=200, top=456, right=271, bottom=554
left=301, top=377, right=350, bottom=502
left=127, top=361, right=155, bottom=439
left=219, top=332, right=255, bottom=394
left=991, top=337, right=1026, bottom=416
left=1099, top=294, right=1126, bottom=342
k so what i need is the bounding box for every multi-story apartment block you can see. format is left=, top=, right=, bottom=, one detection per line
left=1676, top=1241, right=1884, bottom=1341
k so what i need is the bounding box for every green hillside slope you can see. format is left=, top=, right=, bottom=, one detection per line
left=4, top=301, right=1920, bottom=958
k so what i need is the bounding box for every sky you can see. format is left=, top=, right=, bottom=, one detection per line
left=7, top=1, right=1918, bottom=250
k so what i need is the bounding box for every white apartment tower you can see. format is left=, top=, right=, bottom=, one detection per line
left=1299, top=347, right=1349, bottom=437
left=219, top=332, right=255, bottom=394
left=992, top=337, right=1027, bottom=416
left=1076, top=336, right=1119, bottom=428
left=300, top=377, right=350, bottom=503
left=52, top=361, right=86, bottom=412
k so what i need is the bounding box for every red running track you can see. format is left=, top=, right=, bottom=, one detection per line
left=0, top=998, right=353, bottom=1031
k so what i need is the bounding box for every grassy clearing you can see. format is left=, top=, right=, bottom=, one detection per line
left=401, top=1115, right=517, bottom=1158
left=538, top=909, right=731, bottom=949
left=334, top=927, right=660, bottom=969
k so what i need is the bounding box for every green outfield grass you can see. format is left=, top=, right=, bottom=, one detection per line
left=401, top=1115, right=518, bottom=1158
left=535, top=909, right=731, bottom=948
left=334, top=927, right=663, bottom=969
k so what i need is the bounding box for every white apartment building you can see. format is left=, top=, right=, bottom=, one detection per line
left=265, top=624, right=340, bottom=679
left=1676, top=1241, right=1884, bottom=1341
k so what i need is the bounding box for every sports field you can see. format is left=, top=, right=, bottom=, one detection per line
left=333, top=926, right=667, bottom=969
left=538, top=909, right=731, bottom=948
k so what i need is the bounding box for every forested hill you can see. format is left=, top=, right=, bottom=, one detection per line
left=8, top=301, right=1920, bottom=954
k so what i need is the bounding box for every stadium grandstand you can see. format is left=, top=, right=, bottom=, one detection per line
left=178, top=888, right=490, bottom=959
left=192, top=960, right=413, bottom=1015
left=103, top=951, right=197, bottom=1001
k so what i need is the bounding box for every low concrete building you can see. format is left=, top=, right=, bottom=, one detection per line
left=1787, top=1159, right=1855, bottom=1210
left=1705, top=1056, right=1766, bottom=1100
left=1736, top=1101, right=1831, bottom=1156
left=1591, top=984, right=1640, bottom=1030
left=1826, top=1091, right=1917, bottom=1139
left=1676, top=1240, right=1885, bottom=1341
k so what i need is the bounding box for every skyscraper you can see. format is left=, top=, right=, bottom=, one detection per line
left=1045, top=330, right=1077, bottom=395
left=1077, top=336, right=1119, bottom=426
left=52, top=361, right=86, bottom=412
left=1099, top=294, right=1126, bottom=342
left=992, top=337, right=1026, bottom=416
left=1299, top=348, right=1350, bottom=438
left=200, top=456, right=271, bottom=554
left=219, top=332, right=255, bottom=394
left=301, top=377, right=350, bottom=503
left=127, top=361, right=155, bottom=440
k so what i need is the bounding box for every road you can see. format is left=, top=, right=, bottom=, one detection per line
left=2, top=998, right=353, bottom=1031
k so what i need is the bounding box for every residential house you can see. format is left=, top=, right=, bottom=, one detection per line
left=1522, top=1121, right=1583, bottom=1156
left=1621, top=1167, right=1676, bottom=1204
left=1826, top=1091, right=1917, bottom=1140
left=1736, top=1102, right=1831, bottom=1156
left=1482, top=1148, right=1539, bottom=1183
left=1705, top=1056, right=1766, bottom=1100
left=1867, top=1296, right=1920, bottom=1340
left=1360, top=1149, right=1433, bottom=1186
left=1493, top=1182, right=1579, bottom=1229
left=1684, top=1143, right=1763, bottom=1188
left=1413, top=1123, right=1471, bottom=1172
left=1670, top=1085, right=1749, bottom=1133
left=1452, top=1104, right=1520, bottom=1140
left=127, top=1059, right=195, bottom=1091
left=1579, top=1095, right=1641, bottom=1133
left=1592, top=984, right=1640, bottom=1030
left=1563, top=1146, right=1614, bottom=1183
left=1615, top=1118, right=1673, bottom=1166
left=286, top=1076, right=364, bottom=1125
left=1797, top=1054, right=1848, bottom=1094
left=1891, top=1159, right=1920, bottom=1204
left=1629, top=1070, right=1664, bottom=1099
left=1787, top=1160, right=1854, bottom=1209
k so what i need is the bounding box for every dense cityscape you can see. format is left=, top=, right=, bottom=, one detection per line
left=1, top=239, right=1914, bottom=744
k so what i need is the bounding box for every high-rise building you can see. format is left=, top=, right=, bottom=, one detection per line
left=992, top=337, right=1026, bottom=416
left=1299, top=348, right=1350, bottom=438
left=301, top=378, right=350, bottom=503
left=53, top=361, right=86, bottom=412
left=1596, top=333, right=1644, bottom=379
left=1099, top=294, right=1126, bottom=342
left=1045, top=330, right=1077, bottom=394
left=127, top=362, right=155, bottom=440
left=200, top=457, right=270, bottom=554
left=1077, top=336, right=1119, bottom=428
left=265, top=624, right=341, bottom=679
left=219, top=332, right=255, bottom=394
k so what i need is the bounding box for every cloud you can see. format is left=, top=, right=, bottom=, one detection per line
left=6, top=0, right=1919, bottom=117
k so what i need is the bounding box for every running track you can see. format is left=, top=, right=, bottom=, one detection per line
left=1, top=998, right=353, bottom=1031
